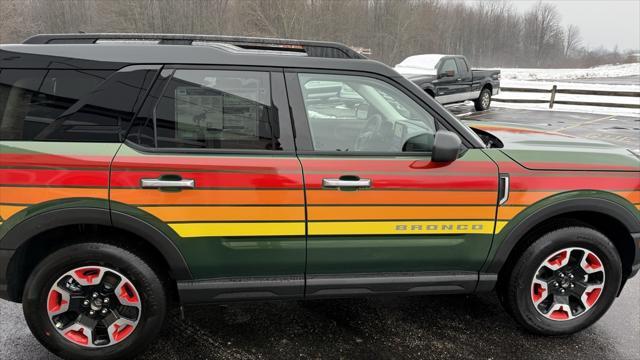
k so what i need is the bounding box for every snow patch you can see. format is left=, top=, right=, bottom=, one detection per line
left=499, top=63, right=640, bottom=81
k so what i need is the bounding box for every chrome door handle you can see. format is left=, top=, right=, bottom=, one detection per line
left=141, top=178, right=195, bottom=189
left=322, top=178, right=371, bottom=189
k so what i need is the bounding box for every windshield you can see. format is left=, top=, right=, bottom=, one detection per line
left=394, top=55, right=445, bottom=75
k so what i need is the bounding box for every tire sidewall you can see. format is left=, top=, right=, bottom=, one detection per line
left=511, top=227, right=622, bottom=335
left=22, top=243, right=166, bottom=360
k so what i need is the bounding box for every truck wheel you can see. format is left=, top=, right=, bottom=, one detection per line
left=474, top=88, right=492, bottom=111
left=502, top=226, right=621, bottom=335
left=22, top=242, right=167, bottom=360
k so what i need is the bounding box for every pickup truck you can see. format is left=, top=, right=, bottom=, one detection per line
left=395, top=54, right=500, bottom=111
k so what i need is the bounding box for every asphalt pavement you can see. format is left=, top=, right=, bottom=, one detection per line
left=1, top=105, right=639, bottom=360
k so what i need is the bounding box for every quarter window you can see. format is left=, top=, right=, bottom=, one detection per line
left=297, top=73, right=436, bottom=153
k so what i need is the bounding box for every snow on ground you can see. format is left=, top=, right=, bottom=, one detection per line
left=498, top=63, right=640, bottom=81
left=492, top=63, right=640, bottom=116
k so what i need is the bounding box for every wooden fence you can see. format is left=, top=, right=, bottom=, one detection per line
left=493, top=86, right=640, bottom=109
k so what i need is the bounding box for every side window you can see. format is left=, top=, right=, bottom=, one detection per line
left=440, top=59, right=458, bottom=77
left=0, top=69, right=111, bottom=140
left=0, top=68, right=156, bottom=142
left=298, top=73, right=436, bottom=153
left=455, top=58, right=469, bottom=74
left=134, top=69, right=282, bottom=151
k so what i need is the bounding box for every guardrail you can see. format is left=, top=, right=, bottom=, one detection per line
left=494, top=85, right=640, bottom=109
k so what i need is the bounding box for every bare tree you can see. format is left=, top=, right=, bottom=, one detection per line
left=564, top=24, right=582, bottom=58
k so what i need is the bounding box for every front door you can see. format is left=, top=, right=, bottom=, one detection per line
left=110, top=68, right=306, bottom=297
left=435, top=57, right=467, bottom=103
left=286, top=71, right=500, bottom=296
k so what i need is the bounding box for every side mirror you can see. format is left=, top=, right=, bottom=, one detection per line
left=432, top=130, right=461, bottom=163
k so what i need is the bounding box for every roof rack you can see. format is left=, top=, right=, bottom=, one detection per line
left=22, top=33, right=366, bottom=59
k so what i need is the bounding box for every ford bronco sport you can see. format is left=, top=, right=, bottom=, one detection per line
left=0, top=34, right=638, bottom=360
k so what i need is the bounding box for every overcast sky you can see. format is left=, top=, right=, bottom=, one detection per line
left=462, top=0, right=640, bottom=51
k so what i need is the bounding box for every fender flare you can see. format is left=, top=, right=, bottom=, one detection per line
left=485, top=197, right=640, bottom=274
left=0, top=207, right=192, bottom=280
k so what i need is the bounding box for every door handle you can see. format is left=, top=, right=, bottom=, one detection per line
left=141, top=178, right=195, bottom=189
left=322, top=178, right=371, bottom=189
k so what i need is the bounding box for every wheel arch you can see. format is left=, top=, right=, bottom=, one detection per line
left=487, top=197, right=640, bottom=288
left=1, top=207, right=192, bottom=302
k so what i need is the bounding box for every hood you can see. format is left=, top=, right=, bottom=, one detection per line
left=465, top=121, right=640, bottom=172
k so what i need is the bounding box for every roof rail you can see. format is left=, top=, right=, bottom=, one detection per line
left=22, top=33, right=367, bottom=59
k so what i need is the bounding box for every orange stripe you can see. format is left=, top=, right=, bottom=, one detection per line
left=142, top=206, right=305, bottom=222
left=307, top=190, right=498, bottom=205
left=0, top=187, right=107, bottom=203
left=0, top=205, right=25, bottom=220
left=506, top=192, right=556, bottom=205
left=617, top=191, right=640, bottom=204
left=498, top=206, right=526, bottom=220
left=308, top=206, right=497, bottom=220
left=111, top=189, right=304, bottom=205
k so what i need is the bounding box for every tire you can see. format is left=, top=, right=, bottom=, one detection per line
left=474, top=87, right=492, bottom=111
left=22, top=242, right=167, bottom=360
left=502, top=226, right=622, bottom=335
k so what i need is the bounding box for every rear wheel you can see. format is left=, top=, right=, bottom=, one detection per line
left=23, top=242, right=166, bottom=360
left=502, top=227, right=622, bottom=335
left=474, top=87, right=492, bottom=111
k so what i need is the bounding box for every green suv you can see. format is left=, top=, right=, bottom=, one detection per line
left=0, top=34, right=638, bottom=360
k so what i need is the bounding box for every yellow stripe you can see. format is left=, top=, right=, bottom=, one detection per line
left=170, top=222, right=305, bottom=238
left=169, top=220, right=509, bottom=237
left=0, top=205, right=26, bottom=220
left=309, top=221, right=505, bottom=236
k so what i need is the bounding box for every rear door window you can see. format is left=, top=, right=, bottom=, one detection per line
left=128, top=69, right=288, bottom=151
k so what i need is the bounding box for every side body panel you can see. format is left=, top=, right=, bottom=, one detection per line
left=110, top=144, right=307, bottom=279
left=0, top=142, right=118, bottom=234
left=482, top=149, right=640, bottom=275
left=300, top=150, right=501, bottom=275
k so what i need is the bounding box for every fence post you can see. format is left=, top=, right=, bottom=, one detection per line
left=549, top=85, right=557, bottom=109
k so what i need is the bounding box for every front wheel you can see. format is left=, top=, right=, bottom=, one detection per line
left=502, top=226, right=622, bottom=335
left=22, top=242, right=167, bottom=360
left=474, top=87, right=492, bottom=111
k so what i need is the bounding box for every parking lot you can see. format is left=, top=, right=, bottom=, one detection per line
left=1, top=106, right=639, bottom=360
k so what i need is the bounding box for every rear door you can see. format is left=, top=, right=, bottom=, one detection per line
left=286, top=70, right=500, bottom=296
left=110, top=67, right=306, bottom=298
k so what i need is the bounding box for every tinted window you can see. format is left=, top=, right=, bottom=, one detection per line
left=298, top=73, right=436, bottom=153
left=440, top=59, right=458, bottom=77
left=136, top=69, right=282, bottom=151
left=0, top=68, right=157, bottom=142
left=0, top=69, right=112, bottom=141
left=455, top=58, right=469, bottom=73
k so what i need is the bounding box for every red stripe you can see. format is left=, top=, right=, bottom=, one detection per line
left=511, top=176, right=640, bottom=191
left=113, top=156, right=301, bottom=172
left=299, top=159, right=495, bottom=172
left=304, top=174, right=498, bottom=190
left=0, top=169, right=108, bottom=187
left=110, top=171, right=303, bottom=188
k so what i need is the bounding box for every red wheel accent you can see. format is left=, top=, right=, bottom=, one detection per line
left=65, top=328, right=89, bottom=345
left=74, top=268, right=101, bottom=284
left=532, top=283, right=546, bottom=303
left=112, top=324, right=134, bottom=342
left=585, top=288, right=602, bottom=307
left=119, top=282, right=139, bottom=304
left=547, top=251, right=568, bottom=267
left=585, top=253, right=602, bottom=270
left=47, top=290, right=67, bottom=313
left=549, top=307, right=570, bottom=320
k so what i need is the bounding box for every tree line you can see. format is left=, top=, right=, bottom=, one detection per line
left=1, top=0, right=636, bottom=68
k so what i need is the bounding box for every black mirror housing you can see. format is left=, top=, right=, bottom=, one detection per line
left=432, top=130, right=461, bottom=163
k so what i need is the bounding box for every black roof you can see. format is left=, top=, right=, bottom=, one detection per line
left=0, top=46, right=397, bottom=80
left=22, top=33, right=366, bottom=59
